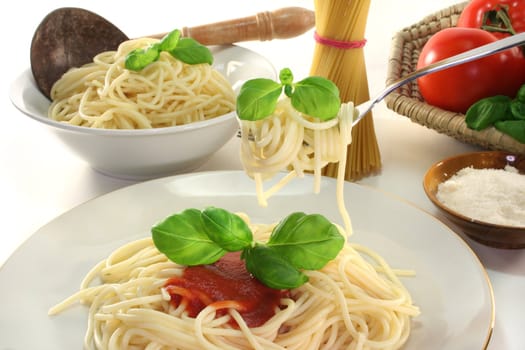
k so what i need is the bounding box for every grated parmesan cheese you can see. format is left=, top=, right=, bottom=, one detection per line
left=436, top=165, right=525, bottom=227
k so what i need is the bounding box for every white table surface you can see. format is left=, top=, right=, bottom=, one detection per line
left=1, top=1, right=523, bottom=349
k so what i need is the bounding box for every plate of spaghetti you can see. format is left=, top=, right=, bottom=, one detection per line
left=0, top=171, right=494, bottom=349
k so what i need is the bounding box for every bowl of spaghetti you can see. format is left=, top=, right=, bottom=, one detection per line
left=423, top=151, right=525, bottom=249
left=10, top=38, right=276, bottom=180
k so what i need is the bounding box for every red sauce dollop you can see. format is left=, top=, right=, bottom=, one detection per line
left=165, top=252, right=289, bottom=328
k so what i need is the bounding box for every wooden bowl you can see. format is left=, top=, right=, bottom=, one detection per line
left=423, top=151, right=525, bottom=249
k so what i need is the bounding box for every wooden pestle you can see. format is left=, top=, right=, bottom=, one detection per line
left=31, top=7, right=314, bottom=99
left=151, top=7, right=315, bottom=45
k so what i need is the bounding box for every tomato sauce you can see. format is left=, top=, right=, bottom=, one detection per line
left=164, top=252, right=289, bottom=328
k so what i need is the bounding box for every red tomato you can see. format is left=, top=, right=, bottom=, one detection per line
left=457, top=0, right=525, bottom=39
left=416, top=27, right=525, bottom=113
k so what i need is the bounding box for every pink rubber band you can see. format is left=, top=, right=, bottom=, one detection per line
left=314, top=31, right=367, bottom=49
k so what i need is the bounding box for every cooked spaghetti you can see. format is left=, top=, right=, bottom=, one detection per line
left=239, top=98, right=355, bottom=233
left=49, top=213, right=419, bottom=350
left=49, top=37, right=235, bottom=129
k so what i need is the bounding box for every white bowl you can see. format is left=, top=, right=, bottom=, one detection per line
left=10, top=45, right=276, bottom=180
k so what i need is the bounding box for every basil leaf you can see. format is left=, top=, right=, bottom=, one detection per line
left=158, top=29, right=181, bottom=52
left=236, top=78, right=283, bottom=121
left=201, top=207, right=253, bottom=251
left=279, top=68, right=294, bottom=85
left=125, top=29, right=211, bottom=71
left=152, top=208, right=226, bottom=266
left=290, top=76, right=341, bottom=121
left=169, top=38, right=213, bottom=65
left=125, top=45, right=161, bottom=71
left=495, top=120, right=525, bottom=143
left=515, top=84, right=525, bottom=103
left=267, top=212, right=344, bottom=270
left=242, top=245, right=308, bottom=289
left=516, top=85, right=525, bottom=103
left=269, top=211, right=306, bottom=237
left=465, top=95, right=511, bottom=130
left=283, top=84, right=293, bottom=98
left=510, top=99, right=525, bottom=120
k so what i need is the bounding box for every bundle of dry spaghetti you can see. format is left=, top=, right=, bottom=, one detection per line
left=309, top=0, right=381, bottom=181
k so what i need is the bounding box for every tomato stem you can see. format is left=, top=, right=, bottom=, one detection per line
left=481, top=5, right=516, bottom=35
left=480, top=4, right=525, bottom=56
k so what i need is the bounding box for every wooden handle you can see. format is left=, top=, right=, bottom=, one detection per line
left=150, top=7, right=315, bottom=45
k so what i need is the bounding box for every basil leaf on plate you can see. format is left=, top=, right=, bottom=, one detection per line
left=242, top=244, right=308, bottom=289
left=152, top=208, right=226, bottom=265
left=151, top=206, right=344, bottom=290
left=202, top=206, right=253, bottom=251
left=267, top=212, right=344, bottom=270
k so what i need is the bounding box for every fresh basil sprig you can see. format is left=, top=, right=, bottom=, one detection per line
left=201, top=206, right=253, bottom=251
left=465, top=84, right=525, bottom=143
left=266, top=212, right=344, bottom=270
left=236, top=68, right=341, bottom=122
left=125, top=29, right=213, bottom=71
left=151, top=207, right=345, bottom=289
left=242, top=244, right=308, bottom=289
left=465, top=95, right=512, bottom=130
left=151, top=208, right=227, bottom=265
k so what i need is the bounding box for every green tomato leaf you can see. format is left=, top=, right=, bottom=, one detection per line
left=290, top=76, right=341, bottom=121
left=236, top=78, right=283, bottom=121
left=495, top=120, right=525, bottom=143
left=465, top=95, right=511, bottom=130
left=125, top=45, right=161, bottom=71
left=152, top=208, right=226, bottom=266
left=169, top=37, right=213, bottom=65
left=267, top=212, right=344, bottom=270
left=158, top=29, right=181, bottom=52
left=242, top=245, right=308, bottom=289
left=201, top=207, right=253, bottom=251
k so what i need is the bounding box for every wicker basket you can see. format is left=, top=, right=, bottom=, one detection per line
left=385, top=1, right=525, bottom=155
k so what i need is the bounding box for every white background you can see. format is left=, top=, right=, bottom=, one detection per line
left=1, top=1, right=523, bottom=349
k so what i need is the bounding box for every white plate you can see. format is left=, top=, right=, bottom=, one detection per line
left=0, top=171, right=494, bottom=349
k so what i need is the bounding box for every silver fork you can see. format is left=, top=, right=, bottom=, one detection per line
left=352, top=31, right=525, bottom=126
left=237, top=31, right=525, bottom=139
